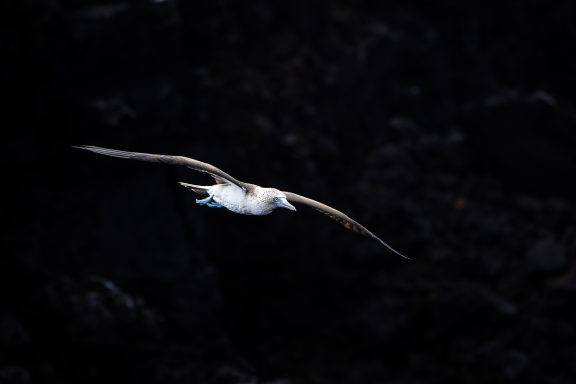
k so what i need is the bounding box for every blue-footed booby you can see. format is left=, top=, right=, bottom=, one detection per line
left=75, top=146, right=409, bottom=259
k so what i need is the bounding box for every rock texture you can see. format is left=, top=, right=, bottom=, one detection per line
left=2, top=1, right=576, bottom=383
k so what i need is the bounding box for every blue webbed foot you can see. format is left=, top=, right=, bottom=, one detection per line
left=196, top=195, right=213, bottom=205
left=196, top=195, right=222, bottom=208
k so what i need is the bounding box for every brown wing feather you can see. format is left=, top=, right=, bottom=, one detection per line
left=75, top=146, right=246, bottom=190
left=284, top=191, right=409, bottom=259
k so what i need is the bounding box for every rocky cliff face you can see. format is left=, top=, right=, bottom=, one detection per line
left=2, top=1, right=576, bottom=383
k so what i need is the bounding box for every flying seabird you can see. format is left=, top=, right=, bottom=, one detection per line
left=74, top=145, right=409, bottom=259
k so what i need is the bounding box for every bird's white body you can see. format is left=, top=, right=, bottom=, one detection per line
left=210, top=184, right=276, bottom=215
left=179, top=182, right=294, bottom=215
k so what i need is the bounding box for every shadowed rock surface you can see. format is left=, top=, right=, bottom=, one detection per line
left=2, top=1, right=576, bottom=383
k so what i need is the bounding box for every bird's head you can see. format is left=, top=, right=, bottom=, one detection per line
left=269, top=189, right=296, bottom=211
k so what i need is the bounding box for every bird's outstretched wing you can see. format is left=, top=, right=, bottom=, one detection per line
left=74, top=146, right=247, bottom=190
left=283, top=191, right=409, bottom=259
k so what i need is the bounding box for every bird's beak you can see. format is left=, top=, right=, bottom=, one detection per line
left=278, top=197, right=297, bottom=211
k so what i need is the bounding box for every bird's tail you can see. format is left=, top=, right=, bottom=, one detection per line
left=178, top=182, right=210, bottom=195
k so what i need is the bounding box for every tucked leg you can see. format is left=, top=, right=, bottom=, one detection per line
left=196, top=195, right=222, bottom=208
left=196, top=195, right=213, bottom=205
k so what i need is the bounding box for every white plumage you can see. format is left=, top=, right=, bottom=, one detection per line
left=179, top=182, right=287, bottom=215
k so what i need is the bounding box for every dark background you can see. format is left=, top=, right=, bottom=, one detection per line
left=2, top=1, right=576, bottom=383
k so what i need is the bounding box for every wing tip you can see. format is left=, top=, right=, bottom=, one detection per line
left=391, top=250, right=412, bottom=261
left=71, top=145, right=132, bottom=158
left=373, top=236, right=411, bottom=260
left=71, top=145, right=101, bottom=152
left=394, top=251, right=412, bottom=261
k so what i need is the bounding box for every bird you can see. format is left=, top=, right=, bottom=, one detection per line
left=74, top=145, right=409, bottom=259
